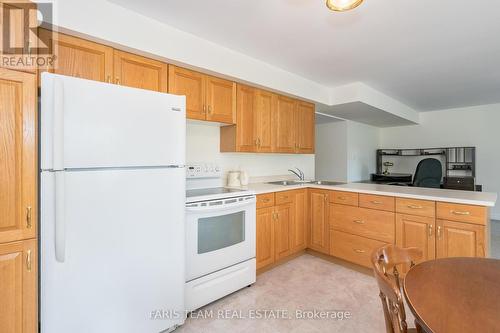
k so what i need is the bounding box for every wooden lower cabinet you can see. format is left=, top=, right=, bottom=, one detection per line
left=330, top=230, right=386, bottom=268
left=256, top=190, right=307, bottom=270
left=396, top=214, right=436, bottom=272
left=309, top=190, right=330, bottom=254
left=436, top=219, right=486, bottom=258
left=274, top=203, right=293, bottom=260
left=256, top=207, right=275, bottom=269
left=291, top=190, right=308, bottom=252
left=0, top=239, right=37, bottom=333
left=257, top=191, right=490, bottom=272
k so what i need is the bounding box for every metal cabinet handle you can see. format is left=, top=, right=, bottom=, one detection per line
left=208, top=105, right=212, bottom=114
left=258, top=138, right=261, bottom=147
left=26, top=206, right=32, bottom=229
left=26, top=250, right=32, bottom=272
left=451, top=210, right=471, bottom=216
left=262, top=198, right=270, bottom=203
left=106, top=76, right=112, bottom=83
left=353, top=220, right=365, bottom=225
left=280, top=196, right=289, bottom=200
left=203, top=105, right=207, bottom=113
left=115, top=77, right=120, bottom=85
left=338, top=196, right=346, bottom=200
left=428, top=224, right=433, bottom=237
left=354, top=249, right=365, bottom=254
left=437, top=226, right=442, bottom=239
left=324, top=195, right=328, bottom=202
left=407, top=204, right=423, bottom=209
left=370, top=200, right=382, bottom=205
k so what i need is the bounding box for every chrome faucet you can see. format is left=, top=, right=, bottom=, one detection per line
left=288, top=168, right=305, bottom=181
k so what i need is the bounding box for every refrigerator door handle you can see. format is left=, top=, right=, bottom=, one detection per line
left=55, top=171, right=66, bottom=262
left=53, top=78, right=65, bottom=171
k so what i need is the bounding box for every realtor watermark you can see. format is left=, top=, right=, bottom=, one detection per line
left=150, top=309, right=352, bottom=321
left=1, top=1, right=55, bottom=70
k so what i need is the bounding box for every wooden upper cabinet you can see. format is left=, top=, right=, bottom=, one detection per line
left=295, top=101, right=315, bottom=153
left=206, top=75, right=236, bottom=124
left=0, top=240, right=37, bottom=333
left=113, top=50, right=167, bottom=92
left=38, top=29, right=113, bottom=82
left=234, top=84, right=257, bottom=152
left=256, top=207, right=275, bottom=270
left=169, top=65, right=236, bottom=124
left=168, top=65, right=206, bottom=120
left=255, top=89, right=273, bottom=153
left=396, top=214, right=435, bottom=272
left=309, top=190, right=330, bottom=254
left=436, top=219, right=486, bottom=258
left=272, top=94, right=296, bottom=153
left=0, top=68, right=37, bottom=244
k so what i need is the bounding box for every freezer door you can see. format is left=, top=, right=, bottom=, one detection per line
left=41, top=73, right=186, bottom=170
left=40, top=168, right=186, bottom=333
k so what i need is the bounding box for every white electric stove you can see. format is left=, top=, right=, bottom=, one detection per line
left=185, top=163, right=256, bottom=311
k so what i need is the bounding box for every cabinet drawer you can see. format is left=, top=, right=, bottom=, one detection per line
left=330, top=231, right=386, bottom=268
left=359, top=194, right=395, bottom=212
left=256, top=193, right=275, bottom=209
left=396, top=198, right=435, bottom=217
left=330, top=191, right=358, bottom=206
left=330, top=205, right=395, bottom=243
left=275, top=191, right=294, bottom=206
left=437, top=202, right=487, bottom=225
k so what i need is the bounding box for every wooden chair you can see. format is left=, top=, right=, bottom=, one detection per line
left=371, top=245, right=423, bottom=333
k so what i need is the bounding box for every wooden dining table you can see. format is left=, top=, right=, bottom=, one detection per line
left=403, top=257, right=500, bottom=333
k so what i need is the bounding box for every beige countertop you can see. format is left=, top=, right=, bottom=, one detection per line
left=238, top=182, right=497, bottom=207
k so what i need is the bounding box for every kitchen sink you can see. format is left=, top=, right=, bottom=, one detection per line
left=307, top=181, right=346, bottom=186
left=267, top=180, right=345, bottom=186
left=267, top=180, right=305, bottom=186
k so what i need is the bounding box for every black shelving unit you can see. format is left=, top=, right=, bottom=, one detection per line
left=376, top=147, right=478, bottom=190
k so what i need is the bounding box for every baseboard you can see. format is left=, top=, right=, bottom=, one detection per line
left=256, top=250, right=305, bottom=275
left=305, top=249, right=374, bottom=276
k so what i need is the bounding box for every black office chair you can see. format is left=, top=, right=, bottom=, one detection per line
left=412, top=158, right=442, bottom=188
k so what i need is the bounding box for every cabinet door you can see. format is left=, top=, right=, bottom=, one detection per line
left=436, top=219, right=486, bottom=258
left=205, top=75, right=236, bottom=124
left=235, top=84, right=257, bottom=152
left=309, top=190, right=330, bottom=254
left=396, top=214, right=435, bottom=272
left=113, top=50, right=168, bottom=92
left=255, top=89, right=273, bottom=152
left=38, top=29, right=113, bottom=82
left=0, top=240, right=37, bottom=333
left=275, top=204, right=292, bottom=260
left=256, top=207, right=275, bottom=270
left=295, top=101, right=315, bottom=153
left=291, top=190, right=307, bottom=252
left=168, top=65, right=206, bottom=121
left=0, top=68, right=36, bottom=243
left=272, top=94, right=296, bottom=153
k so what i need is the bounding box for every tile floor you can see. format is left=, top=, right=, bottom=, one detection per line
left=177, top=222, right=500, bottom=333
left=177, top=255, right=403, bottom=333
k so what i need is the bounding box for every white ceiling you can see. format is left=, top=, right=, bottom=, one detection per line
left=109, top=0, right=500, bottom=112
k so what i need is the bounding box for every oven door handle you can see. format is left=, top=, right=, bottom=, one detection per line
left=186, top=197, right=256, bottom=212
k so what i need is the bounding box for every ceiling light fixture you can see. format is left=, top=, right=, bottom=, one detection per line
left=326, top=0, right=364, bottom=12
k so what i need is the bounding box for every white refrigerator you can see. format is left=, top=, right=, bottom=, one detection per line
left=40, top=73, right=186, bottom=333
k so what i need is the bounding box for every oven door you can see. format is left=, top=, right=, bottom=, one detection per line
left=185, top=195, right=256, bottom=281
